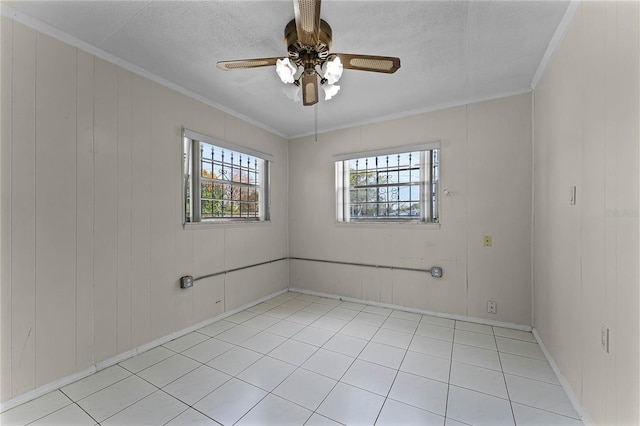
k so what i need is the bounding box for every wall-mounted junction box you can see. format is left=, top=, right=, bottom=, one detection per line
left=180, top=275, right=194, bottom=289
left=430, top=267, right=443, bottom=278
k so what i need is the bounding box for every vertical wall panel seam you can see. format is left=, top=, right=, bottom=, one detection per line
left=464, top=0, right=470, bottom=318
left=148, top=82, right=152, bottom=339
left=91, top=54, right=96, bottom=366
left=147, top=81, right=151, bottom=342
left=604, top=4, right=613, bottom=420
left=129, top=71, right=133, bottom=345
left=530, top=91, right=535, bottom=328
left=73, top=46, right=78, bottom=372
left=603, top=5, right=609, bottom=420
left=596, top=4, right=608, bottom=419
left=578, top=9, right=584, bottom=404
left=464, top=104, right=469, bottom=317
left=90, top=54, right=95, bottom=365
left=32, top=30, right=37, bottom=388
left=613, top=6, right=619, bottom=422
left=7, top=18, right=13, bottom=397
left=74, top=47, right=78, bottom=372
left=115, top=67, right=119, bottom=351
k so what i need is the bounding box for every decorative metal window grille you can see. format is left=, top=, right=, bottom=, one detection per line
left=183, top=129, right=271, bottom=223
left=199, top=143, right=260, bottom=219
left=335, top=145, right=439, bottom=223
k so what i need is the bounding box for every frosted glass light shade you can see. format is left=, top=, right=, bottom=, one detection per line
left=321, top=56, right=343, bottom=85
left=276, top=58, right=297, bottom=84
left=322, top=83, right=340, bottom=100
left=283, top=84, right=301, bottom=102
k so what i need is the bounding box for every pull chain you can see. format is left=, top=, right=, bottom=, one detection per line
left=314, top=103, right=319, bottom=143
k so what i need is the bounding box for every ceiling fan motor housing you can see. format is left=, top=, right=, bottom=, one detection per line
left=285, top=19, right=333, bottom=65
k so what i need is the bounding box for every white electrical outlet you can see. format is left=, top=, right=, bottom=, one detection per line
left=601, top=325, right=609, bottom=353
left=487, top=301, right=497, bottom=314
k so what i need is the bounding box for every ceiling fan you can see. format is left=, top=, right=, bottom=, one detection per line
left=216, top=0, right=401, bottom=106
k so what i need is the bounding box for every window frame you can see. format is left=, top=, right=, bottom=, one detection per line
left=334, top=142, right=440, bottom=224
left=182, top=128, right=272, bottom=225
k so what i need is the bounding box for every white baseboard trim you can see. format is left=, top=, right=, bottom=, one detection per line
left=0, top=288, right=288, bottom=413
left=532, top=328, right=592, bottom=426
left=288, top=287, right=532, bottom=332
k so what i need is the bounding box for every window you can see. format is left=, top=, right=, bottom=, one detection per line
left=183, top=128, right=272, bottom=223
left=335, top=143, right=439, bottom=223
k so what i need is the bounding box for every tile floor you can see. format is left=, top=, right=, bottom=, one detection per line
left=1, top=291, right=583, bottom=426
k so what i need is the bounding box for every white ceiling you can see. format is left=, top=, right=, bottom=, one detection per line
left=3, top=0, right=570, bottom=138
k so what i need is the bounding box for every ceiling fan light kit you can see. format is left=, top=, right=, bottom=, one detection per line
left=275, top=58, right=299, bottom=84
left=321, top=81, right=340, bottom=101
left=216, top=0, right=401, bottom=107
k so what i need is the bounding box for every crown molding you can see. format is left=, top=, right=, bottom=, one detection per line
left=289, top=89, right=533, bottom=140
left=0, top=4, right=288, bottom=140
left=531, top=0, right=581, bottom=90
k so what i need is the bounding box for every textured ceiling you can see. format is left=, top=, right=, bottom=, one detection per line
left=3, top=1, right=570, bottom=138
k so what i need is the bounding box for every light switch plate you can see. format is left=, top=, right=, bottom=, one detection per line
left=601, top=325, right=609, bottom=353
left=569, top=186, right=577, bottom=205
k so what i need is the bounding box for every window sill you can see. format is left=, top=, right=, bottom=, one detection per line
left=335, top=221, right=441, bottom=230
left=184, top=220, right=271, bottom=230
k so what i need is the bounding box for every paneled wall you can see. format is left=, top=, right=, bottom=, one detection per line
left=289, top=93, right=533, bottom=326
left=533, top=2, right=639, bottom=424
left=0, top=18, right=289, bottom=402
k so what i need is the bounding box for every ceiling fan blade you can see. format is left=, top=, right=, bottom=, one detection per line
left=216, top=57, right=280, bottom=71
left=293, top=0, right=321, bottom=47
left=335, top=54, right=401, bottom=74
left=301, top=72, right=318, bottom=106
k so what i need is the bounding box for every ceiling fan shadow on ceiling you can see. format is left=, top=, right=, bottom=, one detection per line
left=216, top=0, right=401, bottom=107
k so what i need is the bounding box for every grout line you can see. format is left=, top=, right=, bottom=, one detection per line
left=7, top=291, right=562, bottom=426
left=162, top=403, right=192, bottom=426
left=443, top=323, right=457, bottom=421
left=60, top=369, right=132, bottom=405
left=373, top=328, right=416, bottom=424
left=532, top=329, right=589, bottom=423
left=493, top=328, right=518, bottom=425
left=289, top=287, right=532, bottom=331
left=85, top=377, right=156, bottom=425
left=73, top=401, right=99, bottom=425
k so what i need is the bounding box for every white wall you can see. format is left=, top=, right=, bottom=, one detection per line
left=533, top=2, right=639, bottom=424
left=0, top=17, right=289, bottom=403
left=289, top=93, right=533, bottom=326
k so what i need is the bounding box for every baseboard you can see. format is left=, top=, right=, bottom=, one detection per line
left=288, top=287, right=532, bottom=332
left=0, top=288, right=288, bottom=413
left=532, top=328, right=592, bottom=426
left=2, top=285, right=535, bottom=413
